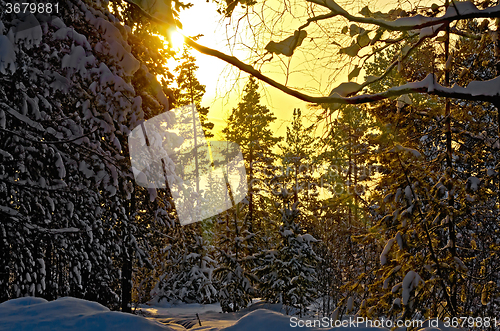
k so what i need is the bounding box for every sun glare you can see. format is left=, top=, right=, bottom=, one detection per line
left=169, top=29, right=185, bottom=52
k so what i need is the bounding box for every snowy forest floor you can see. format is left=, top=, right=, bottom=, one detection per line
left=137, top=299, right=294, bottom=330
left=137, top=299, right=462, bottom=331
left=0, top=296, right=464, bottom=331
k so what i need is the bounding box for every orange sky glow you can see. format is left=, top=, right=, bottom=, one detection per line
left=171, top=0, right=402, bottom=139
left=172, top=0, right=326, bottom=140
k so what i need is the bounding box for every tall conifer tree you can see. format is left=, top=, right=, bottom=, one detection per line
left=222, top=76, right=281, bottom=233
left=214, top=76, right=281, bottom=311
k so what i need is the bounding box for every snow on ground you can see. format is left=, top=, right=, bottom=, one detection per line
left=139, top=299, right=463, bottom=331
left=0, top=296, right=463, bottom=331
left=0, top=297, right=173, bottom=331
left=139, top=300, right=231, bottom=330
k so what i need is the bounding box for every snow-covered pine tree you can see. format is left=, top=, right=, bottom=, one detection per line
left=270, top=107, right=344, bottom=316
left=0, top=0, right=178, bottom=311
left=213, top=76, right=281, bottom=312
left=276, top=108, right=319, bottom=224
left=221, top=76, right=281, bottom=242
left=353, top=22, right=500, bottom=320
left=153, top=221, right=218, bottom=304
left=213, top=202, right=258, bottom=312
left=255, top=204, right=319, bottom=317
left=353, top=43, right=454, bottom=320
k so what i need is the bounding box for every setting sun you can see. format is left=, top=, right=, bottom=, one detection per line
left=168, top=29, right=185, bottom=51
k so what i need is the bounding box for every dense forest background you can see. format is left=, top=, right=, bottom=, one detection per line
left=0, top=0, right=499, bottom=325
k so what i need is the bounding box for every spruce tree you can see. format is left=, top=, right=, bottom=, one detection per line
left=222, top=76, right=281, bottom=236
left=0, top=0, right=178, bottom=311
left=350, top=33, right=500, bottom=320
left=153, top=222, right=218, bottom=304
left=173, top=47, right=214, bottom=138
left=277, top=108, right=319, bottom=216
left=255, top=204, right=319, bottom=317
left=215, top=76, right=281, bottom=311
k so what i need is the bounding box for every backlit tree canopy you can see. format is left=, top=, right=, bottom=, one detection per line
left=130, top=0, right=500, bottom=106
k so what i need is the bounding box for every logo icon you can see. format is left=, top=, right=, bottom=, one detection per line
left=128, top=105, right=247, bottom=225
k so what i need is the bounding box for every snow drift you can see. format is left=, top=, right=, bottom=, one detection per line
left=0, top=296, right=464, bottom=331
left=0, top=297, right=174, bottom=331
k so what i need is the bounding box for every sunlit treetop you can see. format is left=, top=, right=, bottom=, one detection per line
left=125, top=0, right=189, bottom=27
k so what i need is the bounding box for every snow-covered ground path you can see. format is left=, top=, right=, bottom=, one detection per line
left=138, top=301, right=235, bottom=330
left=137, top=300, right=462, bottom=331
left=137, top=299, right=291, bottom=330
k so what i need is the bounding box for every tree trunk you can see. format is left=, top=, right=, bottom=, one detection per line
left=248, top=145, right=254, bottom=233
left=0, top=225, right=9, bottom=302
left=444, top=0, right=457, bottom=314
left=44, top=237, right=54, bottom=301
left=121, top=245, right=133, bottom=313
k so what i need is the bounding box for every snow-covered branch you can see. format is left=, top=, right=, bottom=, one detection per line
left=126, top=0, right=500, bottom=106
left=310, top=0, right=500, bottom=31
left=185, top=38, right=500, bottom=105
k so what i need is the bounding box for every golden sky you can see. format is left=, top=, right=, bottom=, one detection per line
left=173, top=1, right=323, bottom=140
left=173, top=0, right=403, bottom=140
